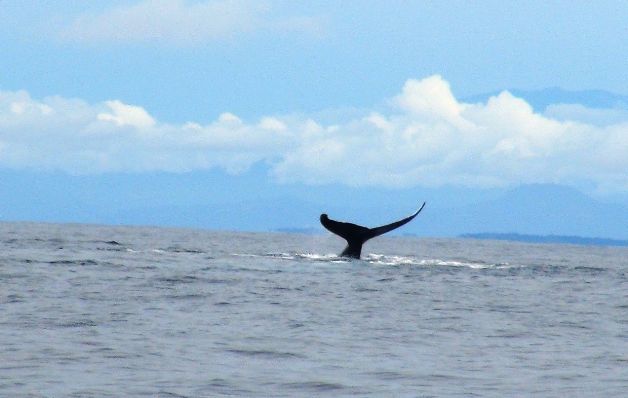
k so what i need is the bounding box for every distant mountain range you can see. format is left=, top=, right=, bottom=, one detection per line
left=270, top=184, right=628, bottom=242
left=113, top=183, right=628, bottom=240
left=414, top=184, right=628, bottom=240
left=0, top=168, right=626, bottom=241
left=459, top=233, right=628, bottom=247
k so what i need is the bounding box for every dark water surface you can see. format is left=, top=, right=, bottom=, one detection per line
left=1, top=222, right=627, bottom=397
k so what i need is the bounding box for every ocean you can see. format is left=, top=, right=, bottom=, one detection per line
left=1, top=221, right=627, bottom=397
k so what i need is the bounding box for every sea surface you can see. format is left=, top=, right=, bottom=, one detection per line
left=1, top=221, right=627, bottom=397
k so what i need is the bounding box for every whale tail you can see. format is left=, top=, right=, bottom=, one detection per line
left=320, top=202, right=426, bottom=259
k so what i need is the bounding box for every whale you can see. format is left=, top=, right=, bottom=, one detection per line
left=320, top=202, right=426, bottom=259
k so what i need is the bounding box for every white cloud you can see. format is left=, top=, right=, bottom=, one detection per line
left=98, top=100, right=155, bottom=128
left=1, top=75, right=627, bottom=193
left=544, top=103, right=628, bottom=126
left=58, top=0, right=322, bottom=45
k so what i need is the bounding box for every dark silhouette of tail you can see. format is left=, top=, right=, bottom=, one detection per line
left=320, top=203, right=426, bottom=259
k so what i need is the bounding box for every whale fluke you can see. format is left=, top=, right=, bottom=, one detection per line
left=320, top=202, right=426, bottom=259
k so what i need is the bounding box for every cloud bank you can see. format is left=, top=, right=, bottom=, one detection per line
left=1, top=76, right=627, bottom=192
left=58, top=0, right=322, bottom=45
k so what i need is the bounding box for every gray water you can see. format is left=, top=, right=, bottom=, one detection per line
left=1, top=222, right=627, bottom=397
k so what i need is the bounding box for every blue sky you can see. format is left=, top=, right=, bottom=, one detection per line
left=1, top=1, right=627, bottom=234
left=3, top=1, right=627, bottom=120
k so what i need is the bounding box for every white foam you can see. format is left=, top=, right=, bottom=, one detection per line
left=231, top=253, right=263, bottom=258
left=231, top=252, right=510, bottom=269
left=365, top=254, right=416, bottom=266
left=296, top=253, right=339, bottom=261
left=418, top=259, right=490, bottom=269
left=364, top=254, right=510, bottom=269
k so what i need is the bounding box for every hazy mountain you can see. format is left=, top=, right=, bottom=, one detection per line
left=115, top=183, right=628, bottom=240
left=460, top=233, right=628, bottom=247
left=1, top=168, right=626, bottom=240
left=413, top=184, right=628, bottom=240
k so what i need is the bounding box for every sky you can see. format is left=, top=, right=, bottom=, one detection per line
left=1, top=1, right=627, bottom=233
